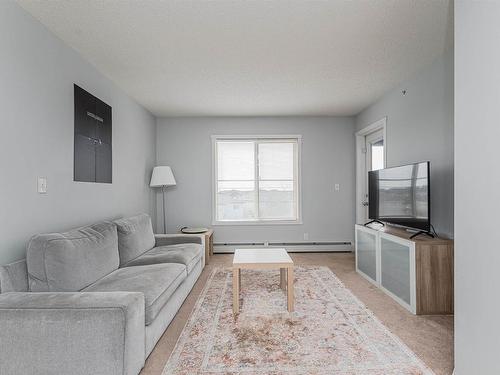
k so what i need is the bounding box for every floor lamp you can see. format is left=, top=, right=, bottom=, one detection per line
left=150, top=166, right=176, bottom=234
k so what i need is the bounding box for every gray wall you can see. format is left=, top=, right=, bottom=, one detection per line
left=355, top=49, right=454, bottom=237
left=455, top=1, right=500, bottom=373
left=156, top=117, right=355, bottom=245
left=0, top=2, right=156, bottom=264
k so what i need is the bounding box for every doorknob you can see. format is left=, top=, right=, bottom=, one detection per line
left=362, top=201, right=369, bottom=206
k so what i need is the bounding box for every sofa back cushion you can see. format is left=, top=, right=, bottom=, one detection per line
left=114, top=214, right=155, bottom=266
left=26, top=221, right=119, bottom=292
left=0, top=259, right=29, bottom=293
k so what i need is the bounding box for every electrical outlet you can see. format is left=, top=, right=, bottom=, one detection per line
left=303, top=233, right=309, bottom=240
left=334, top=183, right=340, bottom=192
left=37, top=177, right=47, bottom=194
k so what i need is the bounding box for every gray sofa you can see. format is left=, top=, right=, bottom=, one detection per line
left=0, top=214, right=204, bottom=375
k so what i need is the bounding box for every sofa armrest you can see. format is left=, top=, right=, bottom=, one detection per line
left=154, top=234, right=203, bottom=247
left=0, top=291, right=145, bottom=375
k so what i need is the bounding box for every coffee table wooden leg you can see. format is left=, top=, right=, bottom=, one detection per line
left=280, top=268, right=287, bottom=290
left=287, top=266, right=294, bottom=312
left=233, top=267, right=239, bottom=314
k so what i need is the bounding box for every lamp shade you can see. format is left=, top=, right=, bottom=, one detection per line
left=150, top=166, right=176, bottom=187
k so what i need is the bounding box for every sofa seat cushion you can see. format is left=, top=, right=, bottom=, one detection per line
left=125, top=244, right=203, bottom=273
left=26, top=221, right=119, bottom=292
left=82, top=263, right=186, bottom=325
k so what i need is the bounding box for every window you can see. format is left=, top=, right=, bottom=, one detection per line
left=371, top=139, right=384, bottom=171
left=213, top=136, right=301, bottom=224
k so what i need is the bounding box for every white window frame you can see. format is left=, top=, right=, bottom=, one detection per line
left=211, top=135, right=302, bottom=226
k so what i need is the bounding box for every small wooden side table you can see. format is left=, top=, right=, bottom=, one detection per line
left=203, top=229, right=214, bottom=265
left=180, top=228, right=213, bottom=266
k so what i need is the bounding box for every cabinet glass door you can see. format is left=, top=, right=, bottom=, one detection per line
left=380, top=237, right=411, bottom=305
left=357, top=230, right=377, bottom=282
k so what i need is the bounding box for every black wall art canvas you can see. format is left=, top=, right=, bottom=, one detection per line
left=74, top=84, right=112, bottom=183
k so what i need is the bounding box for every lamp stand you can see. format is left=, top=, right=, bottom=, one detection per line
left=162, top=186, right=167, bottom=234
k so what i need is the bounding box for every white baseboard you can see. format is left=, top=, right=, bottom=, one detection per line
left=213, top=242, right=353, bottom=253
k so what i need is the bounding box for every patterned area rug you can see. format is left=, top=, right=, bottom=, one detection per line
left=163, top=266, right=433, bottom=375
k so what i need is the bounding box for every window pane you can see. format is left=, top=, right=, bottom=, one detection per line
left=371, top=140, right=384, bottom=171
left=217, top=141, right=254, bottom=180
left=217, top=181, right=256, bottom=221
left=259, top=180, right=295, bottom=219
left=258, top=142, right=294, bottom=180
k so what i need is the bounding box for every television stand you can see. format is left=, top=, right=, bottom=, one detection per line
left=364, top=219, right=385, bottom=227
left=354, top=224, right=453, bottom=315
left=408, top=230, right=435, bottom=239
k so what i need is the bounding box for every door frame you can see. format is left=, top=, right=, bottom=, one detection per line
left=355, top=117, right=387, bottom=224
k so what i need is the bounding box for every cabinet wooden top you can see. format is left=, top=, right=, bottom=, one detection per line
left=356, top=224, right=453, bottom=245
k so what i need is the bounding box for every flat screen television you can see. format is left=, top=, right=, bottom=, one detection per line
left=368, top=161, right=430, bottom=232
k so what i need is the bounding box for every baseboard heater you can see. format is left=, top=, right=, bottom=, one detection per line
left=213, top=241, right=353, bottom=253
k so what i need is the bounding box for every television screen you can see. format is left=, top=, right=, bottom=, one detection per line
left=368, top=161, right=430, bottom=231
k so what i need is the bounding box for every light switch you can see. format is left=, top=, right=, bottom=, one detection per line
left=335, top=183, right=340, bottom=192
left=37, top=177, right=47, bottom=194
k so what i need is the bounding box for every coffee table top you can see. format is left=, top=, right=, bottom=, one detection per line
left=233, top=248, right=293, bottom=266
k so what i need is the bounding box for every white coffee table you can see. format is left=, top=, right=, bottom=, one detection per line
left=232, top=248, right=294, bottom=314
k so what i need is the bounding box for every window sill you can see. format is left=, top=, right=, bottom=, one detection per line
left=212, top=220, right=303, bottom=226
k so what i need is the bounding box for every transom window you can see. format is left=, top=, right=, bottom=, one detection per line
left=212, top=136, right=301, bottom=224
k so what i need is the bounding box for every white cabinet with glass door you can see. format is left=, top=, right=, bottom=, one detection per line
left=355, top=224, right=416, bottom=314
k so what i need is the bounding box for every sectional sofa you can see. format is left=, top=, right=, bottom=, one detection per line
left=0, top=214, right=204, bottom=375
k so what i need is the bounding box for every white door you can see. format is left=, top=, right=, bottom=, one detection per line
left=361, top=129, right=385, bottom=222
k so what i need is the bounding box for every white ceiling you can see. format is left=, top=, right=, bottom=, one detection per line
left=17, top=0, right=452, bottom=117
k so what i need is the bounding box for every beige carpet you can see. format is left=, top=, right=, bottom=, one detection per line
left=140, top=253, right=453, bottom=375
